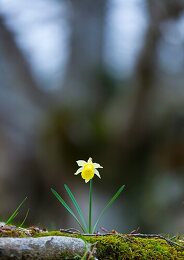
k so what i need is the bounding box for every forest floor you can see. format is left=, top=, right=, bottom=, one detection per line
left=0, top=224, right=184, bottom=259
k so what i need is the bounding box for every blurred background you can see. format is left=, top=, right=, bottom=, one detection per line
left=0, top=0, right=184, bottom=234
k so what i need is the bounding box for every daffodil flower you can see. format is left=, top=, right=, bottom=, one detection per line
left=51, top=157, right=124, bottom=234
left=75, top=157, right=103, bottom=183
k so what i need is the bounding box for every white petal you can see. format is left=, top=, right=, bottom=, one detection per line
left=88, top=157, right=92, bottom=163
left=93, top=163, right=103, bottom=169
left=74, top=167, right=83, bottom=175
left=94, top=169, right=101, bottom=178
left=85, top=179, right=90, bottom=183
left=76, top=160, right=86, bottom=166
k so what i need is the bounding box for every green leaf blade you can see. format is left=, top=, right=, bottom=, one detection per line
left=92, top=185, right=125, bottom=233
left=64, top=184, right=87, bottom=232
left=51, top=188, right=85, bottom=232
left=19, top=208, right=30, bottom=228
left=6, top=197, right=27, bottom=225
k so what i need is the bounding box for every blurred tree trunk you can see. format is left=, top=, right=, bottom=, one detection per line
left=0, top=18, right=47, bottom=109
left=119, top=0, right=184, bottom=231
left=62, top=0, right=107, bottom=105
left=126, top=0, right=184, bottom=147
left=0, top=16, right=60, bottom=226
left=0, top=16, right=47, bottom=135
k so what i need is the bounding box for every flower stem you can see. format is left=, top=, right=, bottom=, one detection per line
left=88, top=179, right=93, bottom=233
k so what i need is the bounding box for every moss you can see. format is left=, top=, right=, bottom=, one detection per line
left=34, top=232, right=184, bottom=260
left=0, top=228, right=183, bottom=259
left=81, top=235, right=184, bottom=260
left=0, top=229, right=28, bottom=238
left=33, top=230, right=64, bottom=237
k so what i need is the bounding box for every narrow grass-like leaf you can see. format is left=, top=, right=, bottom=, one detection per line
left=64, top=184, right=87, bottom=233
left=19, top=208, right=30, bottom=228
left=92, top=185, right=125, bottom=233
left=80, top=241, right=91, bottom=260
left=6, top=197, right=27, bottom=225
left=51, top=188, right=86, bottom=232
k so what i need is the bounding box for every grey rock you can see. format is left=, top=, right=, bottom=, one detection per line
left=0, top=236, right=87, bottom=259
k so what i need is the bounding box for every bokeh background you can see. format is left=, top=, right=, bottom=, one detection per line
left=0, top=0, right=184, bottom=234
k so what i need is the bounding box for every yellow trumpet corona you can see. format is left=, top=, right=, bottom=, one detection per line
left=75, top=157, right=103, bottom=183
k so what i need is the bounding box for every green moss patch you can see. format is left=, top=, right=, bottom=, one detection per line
left=82, top=235, right=184, bottom=260
left=34, top=231, right=184, bottom=259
